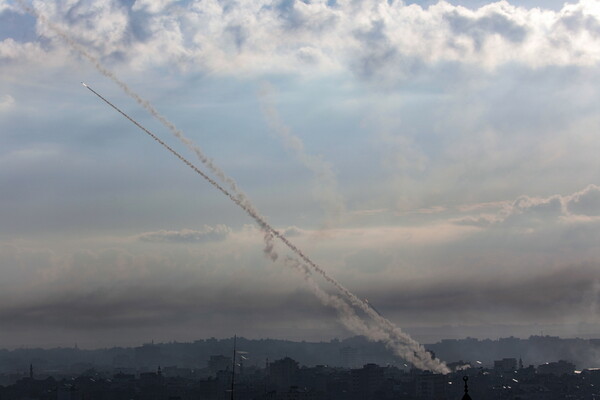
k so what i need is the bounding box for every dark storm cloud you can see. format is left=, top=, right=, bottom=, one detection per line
left=138, top=225, right=231, bottom=243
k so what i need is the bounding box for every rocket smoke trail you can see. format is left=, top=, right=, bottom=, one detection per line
left=16, top=0, right=280, bottom=262
left=82, top=83, right=449, bottom=373
left=17, top=0, right=446, bottom=372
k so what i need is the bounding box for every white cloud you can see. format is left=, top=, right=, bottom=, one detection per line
left=0, top=0, right=19, bottom=13
left=449, top=184, right=600, bottom=227
left=0, top=94, right=14, bottom=111
left=565, top=184, right=600, bottom=216
left=3, top=0, right=600, bottom=77
left=132, top=0, right=179, bottom=14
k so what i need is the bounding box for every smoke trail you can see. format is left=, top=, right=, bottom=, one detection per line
left=16, top=0, right=281, bottom=260
left=17, top=0, right=445, bottom=372
left=258, top=82, right=346, bottom=227
left=82, top=83, right=448, bottom=373
left=285, top=256, right=390, bottom=340
left=284, top=256, right=444, bottom=369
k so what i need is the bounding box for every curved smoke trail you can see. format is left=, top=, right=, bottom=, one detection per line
left=18, top=0, right=448, bottom=372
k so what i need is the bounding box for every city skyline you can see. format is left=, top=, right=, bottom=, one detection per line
left=1, top=0, right=600, bottom=350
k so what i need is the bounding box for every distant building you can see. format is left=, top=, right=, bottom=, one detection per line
left=134, top=343, right=161, bottom=368
left=537, top=360, right=575, bottom=376
left=586, top=368, right=600, bottom=385
left=351, top=364, right=384, bottom=400
left=494, top=358, right=517, bottom=373
left=57, top=384, right=80, bottom=400
left=340, top=346, right=359, bottom=368
left=208, top=355, right=232, bottom=375
left=112, top=353, right=133, bottom=369
left=416, top=372, right=446, bottom=400
left=276, top=386, right=318, bottom=400
left=269, top=357, right=299, bottom=391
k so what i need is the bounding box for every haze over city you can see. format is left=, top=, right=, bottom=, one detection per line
left=1, top=0, right=599, bottom=352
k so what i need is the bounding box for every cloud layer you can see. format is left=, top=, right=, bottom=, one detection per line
left=0, top=183, right=599, bottom=347
left=3, top=0, right=600, bottom=78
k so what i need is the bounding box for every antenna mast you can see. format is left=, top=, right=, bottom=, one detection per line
left=230, top=335, right=236, bottom=400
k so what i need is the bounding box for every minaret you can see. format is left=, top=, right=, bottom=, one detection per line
left=461, top=376, right=472, bottom=400
left=29, top=364, right=33, bottom=380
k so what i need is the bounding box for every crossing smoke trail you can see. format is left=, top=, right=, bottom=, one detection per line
left=15, top=0, right=280, bottom=261
left=82, top=83, right=449, bottom=373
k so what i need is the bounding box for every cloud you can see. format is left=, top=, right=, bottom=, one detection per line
left=452, top=215, right=496, bottom=227
left=0, top=94, right=14, bottom=111
left=0, top=1, right=17, bottom=14
left=131, top=0, right=179, bottom=14
left=450, top=184, right=600, bottom=228
left=137, top=225, right=231, bottom=243
left=283, top=226, right=304, bottom=237
left=5, top=0, right=600, bottom=78
left=566, top=184, right=600, bottom=217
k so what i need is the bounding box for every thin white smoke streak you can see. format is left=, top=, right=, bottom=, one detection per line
left=83, top=83, right=448, bottom=372
left=258, top=82, right=346, bottom=228
left=16, top=0, right=280, bottom=259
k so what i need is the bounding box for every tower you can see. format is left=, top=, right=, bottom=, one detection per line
left=461, top=376, right=472, bottom=400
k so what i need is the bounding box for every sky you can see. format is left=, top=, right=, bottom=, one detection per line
left=1, top=0, right=600, bottom=351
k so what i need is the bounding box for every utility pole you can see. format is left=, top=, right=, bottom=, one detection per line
left=230, top=335, right=236, bottom=400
